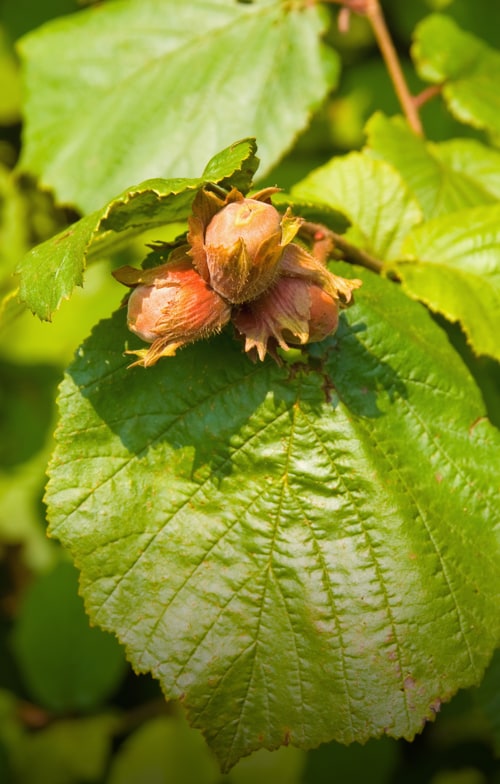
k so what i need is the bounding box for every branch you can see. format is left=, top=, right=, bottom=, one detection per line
left=300, top=221, right=384, bottom=274
left=325, top=0, right=424, bottom=136
left=413, top=84, right=442, bottom=110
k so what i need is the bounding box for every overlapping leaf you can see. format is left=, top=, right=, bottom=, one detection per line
left=16, top=139, right=258, bottom=320
left=18, top=0, right=339, bottom=212
left=412, top=14, right=500, bottom=136
left=365, top=113, right=500, bottom=218
left=291, top=152, right=422, bottom=261
left=398, top=205, right=500, bottom=362
left=293, top=137, right=500, bottom=363
left=46, top=268, right=500, bottom=771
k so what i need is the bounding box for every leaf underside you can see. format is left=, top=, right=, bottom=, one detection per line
left=46, top=267, right=500, bottom=771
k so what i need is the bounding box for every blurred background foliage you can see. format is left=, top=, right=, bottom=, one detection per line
left=0, top=0, right=499, bottom=781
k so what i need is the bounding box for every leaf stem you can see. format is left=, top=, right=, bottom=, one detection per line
left=300, top=221, right=384, bottom=273
left=324, top=0, right=424, bottom=136
left=413, top=83, right=442, bottom=110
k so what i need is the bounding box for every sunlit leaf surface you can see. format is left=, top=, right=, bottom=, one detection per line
left=46, top=268, right=500, bottom=770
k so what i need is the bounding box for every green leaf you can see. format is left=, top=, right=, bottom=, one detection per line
left=0, top=448, right=58, bottom=573
left=11, top=561, right=127, bottom=712
left=18, top=0, right=339, bottom=212
left=14, top=714, right=118, bottom=784
left=16, top=139, right=258, bottom=320
left=365, top=113, right=500, bottom=218
left=473, top=650, right=500, bottom=756
left=0, top=27, right=21, bottom=124
left=398, top=204, right=500, bottom=362
left=107, top=713, right=219, bottom=784
left=0, top=164, right=28, bottom=287
left=45, top=269, right=500, bottom=771
left=291, top=152, right=422, bottom=261
left=412, top=14, right=500, bottom=136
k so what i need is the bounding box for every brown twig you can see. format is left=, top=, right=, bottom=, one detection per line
left=413, top=84, right=442, bottom=110
left=324, top=0, right=424, bottom=136
left=300, top=221, right=384, bottom=274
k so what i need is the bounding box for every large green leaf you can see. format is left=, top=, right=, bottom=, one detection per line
left=291, top=153, right=422, bottom=261
left=398, top=205, right=500, bottom=362
left=18, top=0, right=338, bottom=212
left=16, top=139, right=258, bottom=320
left=46, top=267, right=500, bottom=771
left=365, top=113, right=500, bottom=218
left=412, top=14, right=500, bottom=136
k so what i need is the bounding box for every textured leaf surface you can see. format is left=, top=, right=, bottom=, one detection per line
left=412, top=14, right=500, bottom=136
left=366, top=113, right=500, bottom=218
left=18, top=0, right=338, bottom=212
left=291, top=153, right=422, bottom=261
left=16, top=139, right=258, bottom=320
left=46, top=268, right=500, bottom=770
left=399, top=204, right=500, bottom=361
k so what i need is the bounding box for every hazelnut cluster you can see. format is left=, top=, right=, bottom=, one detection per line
left=113, top=187, right=361, bottom=366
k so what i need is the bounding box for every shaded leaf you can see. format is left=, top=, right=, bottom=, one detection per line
left=16, top=139, right=258, bottom=320
left=229, top=744, right=306, bottom=784
left=303, top=736, right=399, bottom=784
left=365, top=113, right=500, bottom=218
left=14, top=714, right=118, bottom=784
left=11, top=561, right=127, bottom=712
left=46, top=268, right=500, bottom=770
left=0, top=448, right=58, bottom=573
left=398, top=204, right=500, bottom=362
left=291, top=152, right=422, bottom=260
left=107, top=714, right=219, bottom=784
left=473, top=650, right=500, bottom=756
left=0, top=360, right=59, bottom=468
left=412, top=14, right=500, bottom=136
left=18, top=0, right=339, bottom=212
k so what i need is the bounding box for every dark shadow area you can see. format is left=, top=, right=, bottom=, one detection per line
left=0, top=361, right=61, bottom=469
left=69, top=309, right=407, bottom=482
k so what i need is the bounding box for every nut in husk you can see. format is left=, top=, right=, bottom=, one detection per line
left=113, top=252, right=231, bottom=367
left=187, top=187, right=302, bottom=304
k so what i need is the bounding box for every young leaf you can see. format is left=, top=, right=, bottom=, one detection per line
left=16, top=138, right=258, bottom=321
left=412, top=14, right=500, bottom=136
left=291, top=152, right=422, bottom=261
left=398, top=204, right=500, bottom=362
left=365, top=113, right=500, bottom=218
left=45, top=268, right=500, bottom=771
left=18, top=0, right=339, bottom=212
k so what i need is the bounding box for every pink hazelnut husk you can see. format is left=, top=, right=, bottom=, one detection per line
left=232, top=276, right=340, bottom=362
left=187, top=187, right=301, bottom=304
left=113, top=257, right=231, bottom=367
